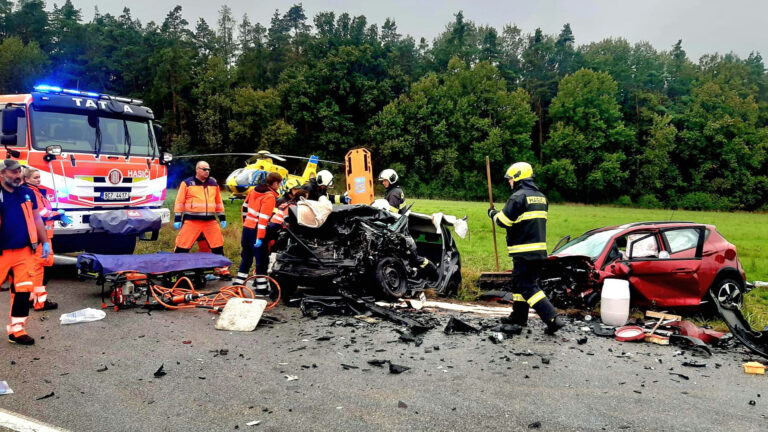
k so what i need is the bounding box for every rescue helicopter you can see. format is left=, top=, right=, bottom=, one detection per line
left=175, top=150, right=343, bottom=199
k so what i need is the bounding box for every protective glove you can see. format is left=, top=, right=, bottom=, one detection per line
left=254, top=239, right=263, bottom=248
left=488, top=208, right=498, bottom=218
left=60, top=214, right=73, bottom=225
left=220, top=220, right=227, bottom=229
left=173, top=221, right=182, bottom=230
left=41, top=242, right=51, bottom=259
left=344, top=191, right=351, bottom=204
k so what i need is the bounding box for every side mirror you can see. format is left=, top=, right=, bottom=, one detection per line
left=44, top=145, right=62, bottom=162
left=1, top=107, right=24, bottom=135
left=162, top=152, right=173, bottom=164
left=610, top=262, right=632, bottom=277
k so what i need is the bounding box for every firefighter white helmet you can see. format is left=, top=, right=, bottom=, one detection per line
left=378, top=168, right=398, bottom=184
left=316, top=170, right=334, bottom=187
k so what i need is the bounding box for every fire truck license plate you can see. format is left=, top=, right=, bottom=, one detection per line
left=102, top=192, right=130, bottom=200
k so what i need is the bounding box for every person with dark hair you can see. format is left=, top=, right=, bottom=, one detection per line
left=0, top=160, right=50, bottom=345
left=234, top=172, right=282, bottom=295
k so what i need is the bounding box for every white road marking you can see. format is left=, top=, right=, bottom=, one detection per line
left=0, top=407, right=69, bottom=432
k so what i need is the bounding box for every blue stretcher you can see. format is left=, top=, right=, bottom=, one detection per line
left=77, top=252, right=233, bottom=308
left=77, top=252, right=231, bottom=276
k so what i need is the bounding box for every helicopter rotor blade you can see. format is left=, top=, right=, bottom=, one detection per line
left=174, top=153, right=258, bottom=158
left=272, top=154, right=344, bottom=166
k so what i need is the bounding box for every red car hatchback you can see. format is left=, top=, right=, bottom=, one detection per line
left=550, top=221, right=748, bottom=309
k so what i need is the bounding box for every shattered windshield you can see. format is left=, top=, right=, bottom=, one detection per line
left=30, top=109, right=156, bottom=157
left=553, top=228, right=622, bottom=259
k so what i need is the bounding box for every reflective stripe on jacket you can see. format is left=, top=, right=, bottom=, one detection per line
left=29, top=185, right=58, bottom=238
left=269, top=201, right=296, bottom=227
left=493, top=179, right=548, bottom=259
left=174, top=176, right=225, bottom=222
left=242, top=185, right=278, bottom=239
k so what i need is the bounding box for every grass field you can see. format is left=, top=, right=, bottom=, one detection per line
left=137, top=191, right=768, bottom=327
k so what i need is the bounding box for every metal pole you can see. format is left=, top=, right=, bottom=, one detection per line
left=486, top=156, right=500, bottom=272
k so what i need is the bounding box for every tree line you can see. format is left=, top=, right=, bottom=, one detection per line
left=1, top=1, right=767, bottom=210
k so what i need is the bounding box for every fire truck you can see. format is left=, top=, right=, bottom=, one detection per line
left=0, top=85, right=172, bottom=255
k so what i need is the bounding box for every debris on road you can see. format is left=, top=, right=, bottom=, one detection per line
left=96, top=365, right=109, bottom=372
left=36, top=391, right=55, bottom=400
left=59, top=308, right=106, bottom=324
left=0, top=381, right=13, bottom=395
left=153, top=364, right=167, bottom=378
left=743, top=362, right=766, bottom=375
left=246, top=420, right=261, bottom=426
left=398, top=401, right=408, bottom=409
left=389, top=363, right=410, bottom=374
left=444, top=317, right=480, bottom=334
left=285, top=375, right=299, bottom=381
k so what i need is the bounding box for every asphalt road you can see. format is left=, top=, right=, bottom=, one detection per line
left=1, top=268, right=767, bottom=432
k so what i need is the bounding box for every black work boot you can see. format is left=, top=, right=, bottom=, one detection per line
left=544, top=316, right=566, bottom=335
left=531, top=297, right=565, bottom=334
left=9, top=333, right=35, bottom=345
left=31, top=299, right=58, bottom=311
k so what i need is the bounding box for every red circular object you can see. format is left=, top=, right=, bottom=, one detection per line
left=615, top=325, right=645, bottom=342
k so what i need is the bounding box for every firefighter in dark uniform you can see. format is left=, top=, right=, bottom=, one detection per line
left=301, top=170, right=349, bottom=204
left=488, top=162, right=565, bottom=334
left=378, top=169, right=407, bottom=215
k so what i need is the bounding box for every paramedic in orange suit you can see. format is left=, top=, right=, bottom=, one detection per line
left=172, top=161, right=230, bottom=277
left=1, top=159, right=50, bottom=345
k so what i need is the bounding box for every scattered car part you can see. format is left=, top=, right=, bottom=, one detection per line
left=669, top=335, right=712, bottom=358
left=591, top=322, right=615, bottom=337
left=708, top=289, right=768, bottom=359
left=667, top=320, right=724, bottom=345
left=615, top=326, right=645, bottom=342
left=443, top=317, right=480, bottom=334
left=743, top=362, right=766, bottom=374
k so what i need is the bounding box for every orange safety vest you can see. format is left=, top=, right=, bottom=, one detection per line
left=242, top=185, right=277, bottom=239
left=269, top=201, right=296, bottom=227
left=0, top=188, right=39, bottom=253
left=174, top=176, right=225, bottom=222
left=29, top=185, right=58, bottom=238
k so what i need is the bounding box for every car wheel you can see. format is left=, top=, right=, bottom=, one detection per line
left=374, top=257, right=408, bottom=299
left=443, top=273, right=462, bottom=297
left=709, top=278, right=744, bottom=309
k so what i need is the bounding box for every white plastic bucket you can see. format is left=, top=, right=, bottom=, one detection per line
left=601, top=278, right=630, bottom=326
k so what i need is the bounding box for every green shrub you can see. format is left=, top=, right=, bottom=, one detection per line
left=637, top=194, right=662, bottom=209
left=614, top=195, right=632, bottom=207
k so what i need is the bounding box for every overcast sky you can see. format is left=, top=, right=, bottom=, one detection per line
left=64, top=0, right=765, bottom=60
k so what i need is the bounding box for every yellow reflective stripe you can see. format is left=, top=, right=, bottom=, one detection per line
left=389, top=206, right=399, bottom=214
left=527, top=291, right=546, bottom=307
left=398, top=202, right=407, bottom=209
left=494, top=211, right=514, bottom=227
left=512, top=294, right=525, bottom=302
left=513, top=211, right=547, bottom=224
left=507, top=242, right=547, bottom=253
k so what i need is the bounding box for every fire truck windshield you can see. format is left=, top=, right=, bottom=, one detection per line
left=30, top=110, right=157, bottom=157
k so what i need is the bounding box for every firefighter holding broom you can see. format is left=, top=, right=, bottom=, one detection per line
left=487, top=161, right=565, bottom=334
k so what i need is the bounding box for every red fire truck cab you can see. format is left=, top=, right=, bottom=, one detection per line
left=0, top=85, right=171, bottom=255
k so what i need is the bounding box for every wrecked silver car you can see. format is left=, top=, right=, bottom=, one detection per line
left=269, top=203, right=466, bottom=300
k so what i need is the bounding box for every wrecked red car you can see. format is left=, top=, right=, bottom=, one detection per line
left=543, top=221, right=748, bottom=310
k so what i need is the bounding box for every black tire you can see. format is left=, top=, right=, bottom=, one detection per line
left=442, top=273, right=462, bottom=297
left=374, top=257, right=408, bottom=299
left=709, top=277, right=744, bottom=310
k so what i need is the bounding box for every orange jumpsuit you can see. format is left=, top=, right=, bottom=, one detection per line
left=173, top=176, right=226, bottom=253
left=29, top=185, right=57, bottom=309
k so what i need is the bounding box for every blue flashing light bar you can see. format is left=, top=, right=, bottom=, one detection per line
left=34, top=84, right=62, bottom=93
left=34, top=84, right=100, bottom=98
